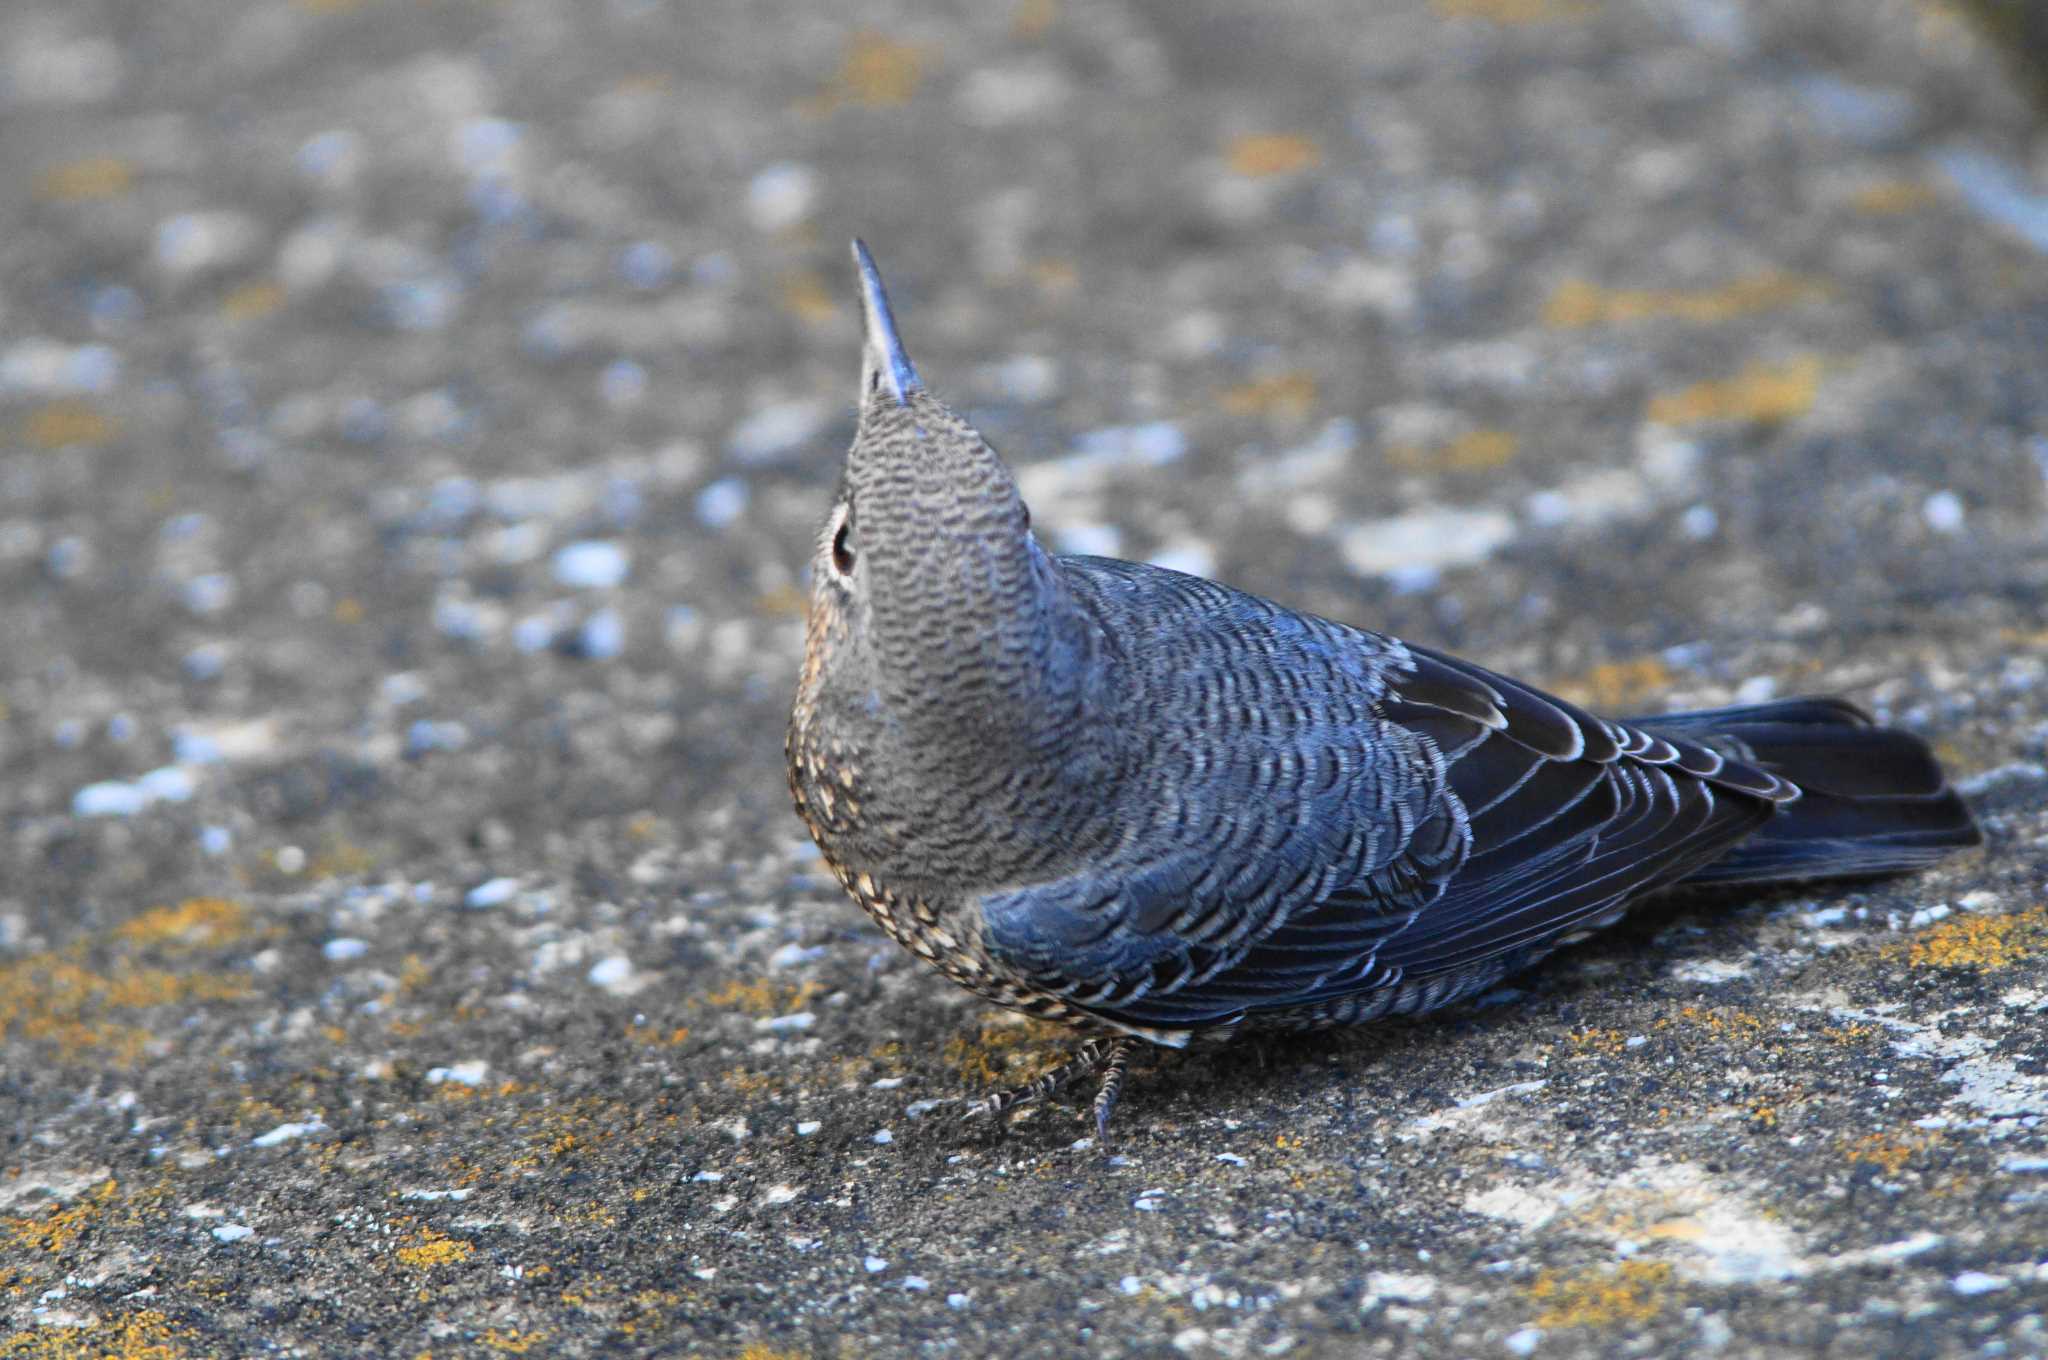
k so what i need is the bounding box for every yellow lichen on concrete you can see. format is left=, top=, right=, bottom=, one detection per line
left=736, top=1346, right=807, bottom=1360
left=0, top=1307, right=193, bottom=1359
left=395, top=1227, right=475, bottom=1269
left=1646, top=357, right=1822, bottom=428
left=809, top=32, right=926, bottom=112
left=2, top=1179, right=119, bottom=1255
left=1525, top=1261, right=1675, bottom=1329
left=1548, top=656, right=1675, bottom=712
left=1544, top=273, right=1830, bottom=329
left=1433, top=0, right=1595, bottom=22
left=1841, top=1130, right=1940, bottom=1176
left=1851, top=180, right=1938, bottom=215
left=479, top=1330, right=548, bottom=1354
left=779, top=270, right=838, bottom=326
left=20, top=399, right=116, bottom=450
left=33, top=155, right=136, bottom=202
left=701, top=979, right=822, bottom=1017
left=1905, top=908, right=2048, bottom=970
left=1219, top=371, right=1319, bottom=420
left=113, top=898, right=247, bottom=950
left=1388, top=429, right=1520, bottom=475
left=0, top=954, right=249, bottom=1063
left=220, top=281, right=286, bottom=322
left=1223, top=134, right=1322, bottom=179
left=943, top=1016, right=1072, bottom=1087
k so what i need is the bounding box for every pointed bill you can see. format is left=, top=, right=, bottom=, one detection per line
left=852, top=238, right=921, bottom=407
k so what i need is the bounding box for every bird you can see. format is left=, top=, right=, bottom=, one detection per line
left=786, top=240, right=1983, bottom=1139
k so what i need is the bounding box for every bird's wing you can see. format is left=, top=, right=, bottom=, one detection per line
left=978, top=620, right=1796, bottom=1034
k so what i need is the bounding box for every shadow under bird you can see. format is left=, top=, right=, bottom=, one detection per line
left=787, top=240, right=1983, bottom=1138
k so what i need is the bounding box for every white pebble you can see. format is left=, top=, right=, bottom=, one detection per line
left=136, top=766, right=195, bottom=804
left=587, top=955, right=638, bottom=993
left=323, top=938, right=368, bottom=962
left=747, top=163, right=819, bottom=232
left=755, top=1011, right=816, bottom=1034
left=466, top=877, right=519, bottom=908
left=872, top=1129, right=894, bottom=1145
left=1953, top=1271, right=2009, bottom=1295
left=72, top=781, right=149, bottom=818
left=727, top=402, right=828, bottom=466
left=863, top=1255, right=888, bottom=1274
left=551, top=540, right=631, bottom=590
left=211, top=1224, right=254, bottom=1243
left=1504, top=1328, right=1544, bottom=1356
left=251, top=1120, right=326, bottom=1147
left=696, top=478, right=749, bottom=529
left=426, top=1061, right=489, bottom=1087
left=1923, top=490, right=1965, bottom=534
left=902, top=1275, right=930, bottom=1291
left=947, top=1293, right=971, bottom=1309
left=796, top=1121, right=822, bottom=1136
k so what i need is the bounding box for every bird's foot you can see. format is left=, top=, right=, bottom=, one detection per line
left=964, top=1036, right=1140, bottom=1142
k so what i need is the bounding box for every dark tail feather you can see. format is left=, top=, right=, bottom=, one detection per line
left=1626, top=697, right=1982, bottom=887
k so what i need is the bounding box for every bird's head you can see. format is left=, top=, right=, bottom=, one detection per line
left=798, top=242, right=1059, bottom=747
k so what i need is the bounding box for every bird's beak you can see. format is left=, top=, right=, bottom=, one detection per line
left=852, top=238, right=921, bottom=408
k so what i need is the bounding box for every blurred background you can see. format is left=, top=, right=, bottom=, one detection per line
left=3, top=2, right=2048, bottom=1356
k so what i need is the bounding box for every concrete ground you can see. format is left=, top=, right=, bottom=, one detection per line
left=3, top=1, right=2048, bottom=1356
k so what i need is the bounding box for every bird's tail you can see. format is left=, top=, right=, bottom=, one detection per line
left=1628, top=697, right=1982, bottom=886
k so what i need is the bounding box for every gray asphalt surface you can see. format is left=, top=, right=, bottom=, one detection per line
left=4, top=1, right=2048, bottom=1356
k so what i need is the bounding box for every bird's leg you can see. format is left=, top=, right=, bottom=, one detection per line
left=1088, top=1037, right=1140, bottom=1142
left=966, top=1036, right=1121, bottom=1130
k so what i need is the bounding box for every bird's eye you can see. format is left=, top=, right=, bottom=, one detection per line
left=831, top=514, right=856, bottom=577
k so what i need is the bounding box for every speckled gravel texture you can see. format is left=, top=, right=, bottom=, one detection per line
left=4, top=2, right=2048, bottom=1357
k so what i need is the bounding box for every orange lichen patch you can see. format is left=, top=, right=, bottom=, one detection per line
left=395, top=1227, right=475, bottom=1269
left=112, top=898, right=247, bottom=950
left=2, top=1179, right=118, bottom=1255
left=1433, top=0, right=1595, bottom=22
left=479, top=1330, right=548, bottom=1354
left=1851, top=179, right=1937, bottom=215
left=332, top=596, right=365, bottom=624
left=1841, top=1130, right=1939, bottom=1176
left=220, top=280, right=286, bottom=323
left=625, top=1023, right=691, bottom=1047
left=1224, top=133, right=1321, bottom=179
left=20, top=399, right=116, bottom=450
left=1660, top=1006, right=1768, bottom=1043
left=0, top=956, right=249, bottom=1063
left=701, top=979, right=822, bottom=1017
left=812, top=31, right=926, bottom=110
left=1543, top=273, right=1830, bottom=329
left=0, top=1308, right=194, bottom=1359
left=943, top=1016, right=1071, bottom=1087
left=778, top=270, right=838, bottom=325
left=1822, top=1022, right=1877, bottom=1045
left=33, top=155, right=135, bottom=203
left=1905, top=908, right=2048, bottom=970
left=1646, top=356, right=1822, bottom=427
left=1220, top=371, right=1319, bottom=421
left=1548, top=656, right=1674, bottom=712
left=736, top=1348, right=807, bottom=1360
left=1525, top=1261, right=1674, bottom=1329
left=1566, top=1027, right=1630, bottom=1056
left=1012, top=0, right=1059, bottom=38
left=1388, top=428, right=1520, bottom=475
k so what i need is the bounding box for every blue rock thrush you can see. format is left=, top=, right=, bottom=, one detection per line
left=786, top=240, right=1983, bottom=1138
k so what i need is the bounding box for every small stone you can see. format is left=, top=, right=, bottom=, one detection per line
left=872, top=1129, right=894, bottom=1145
left=251, top=1120, right=326, bottom=1147
left=727, top=402, right=828, bottom=466
left=863, top=1255, right=888, bottom=1274
left=323, top=938, right=369, bottom=962
left=211, top=1224, right=254, bottom=1243
left=1504, top=1328, right=1543, bottom=1356
left=1923, top=490, right=1965, bottom=534
left=747, top=163, right=818, bottom=232
left=796, top=1121, right=822, bottom=1136
left=466, top=878, right=519, bottom=908
left=73, top=781, right=148, bottom=818
left=947, top=1293, right=971, bottom=1309
left=587, top=955, right=640, bottom=994
left=755, top=1011, right=816, bottom=1034
left=426, top=1061, right=488, bottom=1087
left=697, top=478, right=749, bottom=529
left=1953, top=1271, right=2009, bottom=1295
